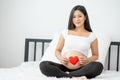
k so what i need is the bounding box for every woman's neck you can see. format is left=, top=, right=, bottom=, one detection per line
left=75, top=26, right=85, bottom=32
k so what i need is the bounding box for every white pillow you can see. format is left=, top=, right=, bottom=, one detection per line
left=40, top=33, right=60, bottom=63
left=41, top=33, right=112, bottom=67
left=88, top=33, right=112, bottom=66
left=96, top=33, right=112, bottom=66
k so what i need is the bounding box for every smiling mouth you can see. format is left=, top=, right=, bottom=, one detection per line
left=76, top=22, right=80, bottom=24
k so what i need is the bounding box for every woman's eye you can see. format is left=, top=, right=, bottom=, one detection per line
left=78, top=15, right=82, bottom=17
left=73, top=16, right=76, bottom=18
left=73, top=15, right=82, bottom=18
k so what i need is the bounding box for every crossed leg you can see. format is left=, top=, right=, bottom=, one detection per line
left=40, top=61, right=103, bottom=79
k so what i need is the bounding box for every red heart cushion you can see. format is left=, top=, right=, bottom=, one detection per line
left=69, top=56, right=79, bottom=65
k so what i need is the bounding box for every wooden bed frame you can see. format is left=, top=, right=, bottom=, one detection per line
left=24, top=38, right=120, bottom=71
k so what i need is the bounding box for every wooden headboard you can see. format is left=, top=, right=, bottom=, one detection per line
left=24, top=38, right=120, bottom=71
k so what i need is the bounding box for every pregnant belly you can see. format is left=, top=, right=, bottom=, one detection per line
left=63, top=50, right=85, bottom=70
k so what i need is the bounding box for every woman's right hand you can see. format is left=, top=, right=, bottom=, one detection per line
left=59, top=57, right=69, bottom=65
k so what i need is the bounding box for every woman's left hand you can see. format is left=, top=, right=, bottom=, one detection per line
left=78, top=56, right=88, bottom=65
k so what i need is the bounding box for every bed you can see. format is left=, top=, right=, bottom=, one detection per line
left=0, top=33, right=120, bottom=80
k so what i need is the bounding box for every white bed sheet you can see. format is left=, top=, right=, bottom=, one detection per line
left=0, top=62, right=119, bottom=80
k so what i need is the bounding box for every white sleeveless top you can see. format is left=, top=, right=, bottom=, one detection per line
left=61, top=29, right=97, bottom=56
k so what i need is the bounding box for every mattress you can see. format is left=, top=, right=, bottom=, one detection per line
left=0, top=61, right=120, bottom=80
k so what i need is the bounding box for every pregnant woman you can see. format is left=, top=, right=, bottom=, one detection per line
left=40, top=5, right=103, bottom=80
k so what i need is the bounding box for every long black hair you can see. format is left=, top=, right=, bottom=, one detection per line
left=68, top=5, right=92, bottom=32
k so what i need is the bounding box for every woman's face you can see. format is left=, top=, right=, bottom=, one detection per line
left=72, top=10, right=86, bottom=28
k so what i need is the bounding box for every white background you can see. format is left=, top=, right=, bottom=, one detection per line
left=0, top=0, right=120, bottom=68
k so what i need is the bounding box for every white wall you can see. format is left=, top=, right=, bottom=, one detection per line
left=0, top=0, right=120, bottom=68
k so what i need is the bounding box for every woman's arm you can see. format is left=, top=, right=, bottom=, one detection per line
left=87, top=38, right=99, bottom=62
left=55, top=34, right=64, bottom=60
left=79, top=39, right=99, bottom=65
left=55, top=34, right=69, bottom=64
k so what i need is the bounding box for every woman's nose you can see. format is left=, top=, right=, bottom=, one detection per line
left=76, top=17, right=79, bottom=21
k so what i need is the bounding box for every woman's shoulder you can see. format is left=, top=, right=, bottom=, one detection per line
left=89, top=32, right=97, bottom=42
left=61, top=29, right=68, bottom=34
left=90, top=32, right=96, bottom=37
left=80, top=30, right=91, bottom=37
left=61, top=29, right=68, bottom=38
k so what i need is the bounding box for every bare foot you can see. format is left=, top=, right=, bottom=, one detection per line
left=72, top=76, right=87, bottom=80
left=65, top=71, right=69, bottom=74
